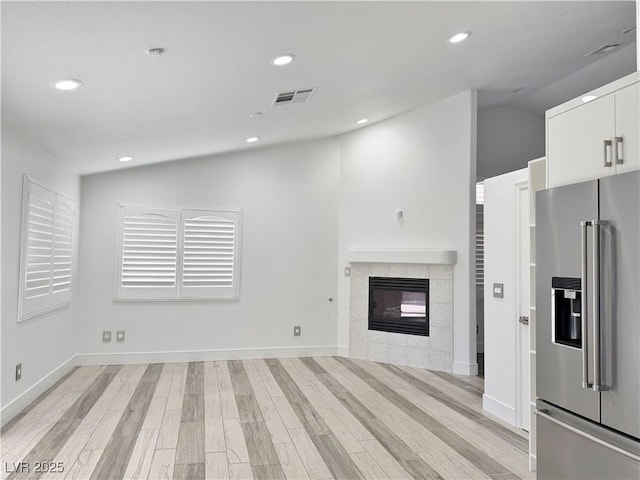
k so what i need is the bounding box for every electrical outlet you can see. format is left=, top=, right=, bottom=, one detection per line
left=116, top=330, right=125, bottom=342
left=15, top=363, right=22, bottom=381
left=293, top=326, right=301, bottom=337
left=102, top=331, right=112, bottom=342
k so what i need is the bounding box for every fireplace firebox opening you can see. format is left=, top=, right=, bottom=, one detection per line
left=368, top=277, right=429, bottom=336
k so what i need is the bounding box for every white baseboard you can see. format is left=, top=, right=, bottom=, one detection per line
left=75, top=345, right=340, bottom=366
left=482, top=393, right=516, bottom=426
left=335, top=346, right=349, bottom=357
left=1, top=355, right=77, bottom=427
left=453, top=360, right=479, bottom=376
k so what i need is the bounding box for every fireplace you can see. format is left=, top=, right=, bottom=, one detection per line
left=368, top=277, right=429, bottom=336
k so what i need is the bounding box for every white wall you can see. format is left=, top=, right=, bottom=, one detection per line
left=338, top=90, right=478, bottom=375
left=75, top=139, right=340, bottom=362
left=1, top=128, right=80, bottom=418
left=482, top=167, right=528, bottom=425
left=477, top=105, right=544, bottom=181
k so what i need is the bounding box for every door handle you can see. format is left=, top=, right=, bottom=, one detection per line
left=591, top=220, right=607, bottom=392
left=518, top=316, right=529, bottom=325
left=603, top=139, right=613, bottom=167
left=580, top=220, right=592, bottom=388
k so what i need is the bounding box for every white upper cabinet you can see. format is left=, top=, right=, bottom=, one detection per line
left=547, top=94, right=615, bottom=187
left=614, top=81, right=639, bottom=175
left=546, top=72, right=639, bottom=188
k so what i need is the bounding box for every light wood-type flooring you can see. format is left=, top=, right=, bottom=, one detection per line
left=0, top=358, right=531, bottom=480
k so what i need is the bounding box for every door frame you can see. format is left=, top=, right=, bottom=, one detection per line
left=515, top=180, right=530, bottom=430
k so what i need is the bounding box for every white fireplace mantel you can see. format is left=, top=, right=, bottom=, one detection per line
left=346, top=249, right=457, bottom=265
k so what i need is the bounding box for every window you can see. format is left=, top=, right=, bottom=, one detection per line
left=18, top=176, right=75, bottom=321
left=115, top=205, right=241, bottom=300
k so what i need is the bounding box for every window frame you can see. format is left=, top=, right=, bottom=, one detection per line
left=17, top=175, right=75, bottom=322
left=113, top=204, right=242, bottom=302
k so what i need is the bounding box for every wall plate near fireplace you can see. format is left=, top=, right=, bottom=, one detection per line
left=368, top=277, right=429, bottom=336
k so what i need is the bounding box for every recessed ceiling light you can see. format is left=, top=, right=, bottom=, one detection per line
left=582, top=95, right=597, bottom=103
left=117, top=155, right=133, bottom=163
left=356, top=118, right=369, bottom=125
left=448, top=31, right=471, bottom=44
left=246, top=137, right=260, bottom=143
left=52, top=79, right=83, bottom=91
left=269, top=54, right=295, bottom=66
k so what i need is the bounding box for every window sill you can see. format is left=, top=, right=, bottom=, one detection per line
left=112, top=296, right=240, bottom=303
left=18, top=301, right=71, bottom=323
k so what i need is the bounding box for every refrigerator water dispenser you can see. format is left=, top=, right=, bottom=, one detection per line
left=551, top=277, right=582, bottom=348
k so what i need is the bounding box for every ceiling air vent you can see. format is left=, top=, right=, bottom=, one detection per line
left=273, top=88, right=316, bottom=106
left=585, top=44, right=621, bottom=57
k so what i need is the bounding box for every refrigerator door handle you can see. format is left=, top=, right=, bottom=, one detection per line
left=592, top=220, right=608, bottom=392
left=580, top=220, right=592, bottom=388
left=535, top=409, right=640, bottom=462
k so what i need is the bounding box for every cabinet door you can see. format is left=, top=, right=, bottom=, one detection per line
left=547, top=94, right=615, bottom=188
left=614, top=82, right=639, bottom=174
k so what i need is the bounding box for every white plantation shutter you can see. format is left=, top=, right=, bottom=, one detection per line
left=117, top=206, right=179, bottom=299
left=180, top=210, right=240, bottom=299
left=52, top=197, right=74, bottom=303
left=18, top=177, right=75, bottom=321
left=115, top=205, right=241, bottom=300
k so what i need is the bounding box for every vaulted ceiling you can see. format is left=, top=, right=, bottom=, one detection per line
left=2, top=1, right=636, bottom=174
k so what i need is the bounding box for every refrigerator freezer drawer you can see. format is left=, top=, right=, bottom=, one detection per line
left=537, top=402, right=640, bottom=480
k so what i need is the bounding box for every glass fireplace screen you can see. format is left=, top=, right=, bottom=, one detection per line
left=368, top=277, right=429, bottom=336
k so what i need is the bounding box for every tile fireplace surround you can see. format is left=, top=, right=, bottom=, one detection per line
left=347, top=250, right=456, bottom=372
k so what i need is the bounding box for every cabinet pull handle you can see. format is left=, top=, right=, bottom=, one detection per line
left=614, top=136, right=623, bottom=164
left=603, top=139, right=613, bottom=167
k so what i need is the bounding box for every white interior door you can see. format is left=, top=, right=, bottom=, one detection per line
left=517, top=184, right=531, bottom=431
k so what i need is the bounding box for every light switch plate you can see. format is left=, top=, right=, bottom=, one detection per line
left=102, top=331, right=112, bottom=342
left=493, top=283, right=504, bottom=298
left=116, top=330, right=125, bottom=342
left=15, top=363, right=22, bottom=381
left=293, top=326, right=301, bottom=336
left=344, top=267, right=351, bottom=277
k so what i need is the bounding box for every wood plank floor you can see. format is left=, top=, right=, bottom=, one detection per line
left=0, top=358, right=531, bottom=480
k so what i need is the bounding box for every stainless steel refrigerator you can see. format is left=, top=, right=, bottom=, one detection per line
left=536, top=170, right=640, bottom=479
